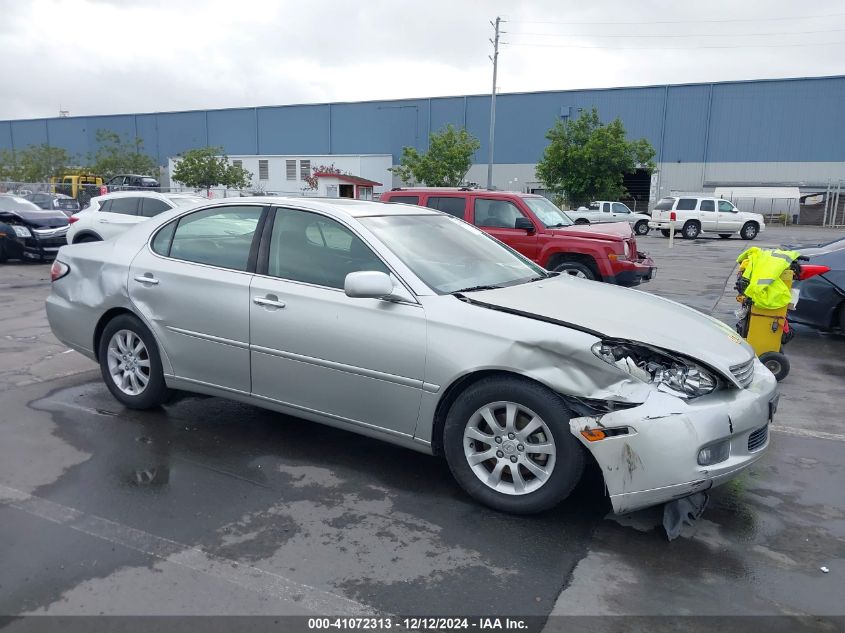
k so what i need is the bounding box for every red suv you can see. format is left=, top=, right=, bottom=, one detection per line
left=379, top=188, right=655, bottom=285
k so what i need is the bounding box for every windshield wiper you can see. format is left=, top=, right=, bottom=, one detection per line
left=451, top=284, right=502, bottom=294
left=547, top=222, right=570, bottom=228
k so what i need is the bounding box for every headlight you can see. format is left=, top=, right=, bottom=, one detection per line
left=623, top=241, right=631, bottom=259
left=592, top=340, right=718, bottom=399
left=12, top=225, right=32, bottom=238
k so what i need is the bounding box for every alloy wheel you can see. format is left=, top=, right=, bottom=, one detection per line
left=106, top=329, right=151, bottom=395
left=463, top=401, right=556, bottom=495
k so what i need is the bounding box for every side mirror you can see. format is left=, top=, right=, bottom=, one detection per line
left=344, top=271, right=397, bottom=300
left=514, top=217, right=535, bottom=232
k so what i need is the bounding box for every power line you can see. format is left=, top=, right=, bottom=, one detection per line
left=508, top=27, right=845, bottom=39
left=510, top=12, right=845, bottom=26
left=506, top=40, right=845, bottom=50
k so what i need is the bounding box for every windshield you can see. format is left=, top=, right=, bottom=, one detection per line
left=359, top=214, right=547, bottom=294
left=523, top=196, right=573, bottom=227
left=0, top=196, right=41, bottom=212
left=168, top=196, right=208, bottom=207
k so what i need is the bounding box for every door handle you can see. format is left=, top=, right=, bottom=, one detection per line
left=253, top=295, right=286, bottom=309
left=97, top=218, right=111, bottom=223
left=134, top=275, right=159, bottom=285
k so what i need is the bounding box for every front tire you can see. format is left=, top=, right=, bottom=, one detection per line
left=98, top=314, right=171, bottom=409
left=574, top=218, right=589, bottom=225
left=442, top=376, right=585, bottom=514
left=553, top=261, right=597, bottom=280
left=634, top=220, right=649, bottom=236
left=760, top=351, right=790, bottom=381
left=75, top=235, right=101, bottom=244
left=740, top=222, right=759, bottom=240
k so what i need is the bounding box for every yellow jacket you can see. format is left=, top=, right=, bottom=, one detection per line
left=736, top=247, right=800, bottom=310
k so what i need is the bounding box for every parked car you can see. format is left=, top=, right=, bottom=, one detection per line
left=787, top=237, right=845, bottom=332
left=380, top=189, right=654, bottom=285
left=50, top=174, right=104, bottom=207
left=0, top=194, right=69, bottom=262
left=47, top=196, right=776, bottom=515
left=649, top=196, right=765, bottom=240
left=567, top=201, right=651, bottom=236
left=105, top=174, right=161, bottom=192
left=25, top=192, right=82, bottom=216
left=67, top=191, right=208, bottom=243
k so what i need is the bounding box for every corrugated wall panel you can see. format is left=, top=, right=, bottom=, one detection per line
left=429, top=97, right=468, bottom=136
left=10, top=119, right=48, bottom=148
left=661, top=84, right=710, bottom=163
left=45, top=118, right=89, bottom=160
left=135, top=114, right=161, bottom=163
left=208, top=109, right=259, bottom=155
left=330, top=100, right=426, bottom=158
left=155, top=112, right=207, bottom=162
left=256, top=105, right=331, bottom=155
left=0, top=121, right=13, bottom=152
left=707, top=77, right=845, bottom=162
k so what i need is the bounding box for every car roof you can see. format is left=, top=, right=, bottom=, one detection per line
left=211, top=196, right=440, bottom=219
left=385, top=188, right=540, bottom=199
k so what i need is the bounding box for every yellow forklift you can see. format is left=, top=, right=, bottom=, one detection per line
left=734, top=248, right=829, bottom=381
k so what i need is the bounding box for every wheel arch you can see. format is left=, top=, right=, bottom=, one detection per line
left=72, top=229, right=103, bottom=243
left=544, top=251, right=602, bottom=280
left=430, top=369, right=592, bottom=457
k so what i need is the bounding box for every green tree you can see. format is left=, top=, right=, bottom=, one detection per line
left=0, top=144, right=72, bottom=182
left=170, top=147, right=253, bottom=193
left=90, top=129, right=158, bottom=180
left=535, top=108, right=655, bottom=208
left=389, top=124, right=480, bottom=187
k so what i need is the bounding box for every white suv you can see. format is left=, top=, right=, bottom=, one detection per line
left=648, top=196, right=765, bottom=240
left=67, top=191, right=207, bottom=243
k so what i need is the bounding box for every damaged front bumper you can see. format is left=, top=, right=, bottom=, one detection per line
left=570, top=358, right=777, bottom=514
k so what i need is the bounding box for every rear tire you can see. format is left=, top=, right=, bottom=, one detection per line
left=682, top=221, right=701, bottom=239
left=660, top=229, right=671, bottom=237
left=634, top=220, right=649, bottom=236
left=98, top=314, right=172, bottom=409
left=442, top=376, right=585, bottom=514
left=740, top=222, right=759, bottom=240
left=759, top=351, right=790, bottom=381
left=719, top=234, right=733, bottom=239
left=553, top=261, right=597, bottom=281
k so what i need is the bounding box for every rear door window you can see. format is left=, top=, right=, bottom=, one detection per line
left=601, top=203, right=611, bottom=213
left=108, top=197, right=140, bottom=215
left=676, top=198, right=698, bottom=211
left=699, top=200, right=715, bottom=212
left=167, top=205, right=262, bottom=271
left=425, top=196, right=466, bottom=219
left=140, top=198, right=173, bottom=218
left=386, top=195, right=419, bottom=205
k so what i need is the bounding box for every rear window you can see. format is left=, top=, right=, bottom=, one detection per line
left=425, top=196, right=466, bottom=219
left=677, top=198, right=698, bottom=211
left=386, top=195, right=419, bottom=205
left=654, top=198, right=675, bottom=211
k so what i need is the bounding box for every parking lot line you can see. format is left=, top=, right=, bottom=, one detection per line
left=0, top=483, right=375, bottom=616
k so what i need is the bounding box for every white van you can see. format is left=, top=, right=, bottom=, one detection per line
left=649, top=196, right=765, bottom=240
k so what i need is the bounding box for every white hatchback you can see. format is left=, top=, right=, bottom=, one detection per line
left=67, top=191, right=208, bottom=243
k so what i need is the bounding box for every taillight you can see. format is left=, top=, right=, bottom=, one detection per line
left=798, top=264, right=831, bottom=280
left=68, top=215, right=79, bottom=224
left=50, top=260, right=70, bottom=282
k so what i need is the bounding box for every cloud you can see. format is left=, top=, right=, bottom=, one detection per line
left=1, top=0, right=844, bottom=119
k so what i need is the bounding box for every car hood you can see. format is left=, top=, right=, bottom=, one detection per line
left=0, top=208, right=69, bottom=228
left=467, top=275, right=754, bottom=378
left=554, top=221, right=632, bottom=240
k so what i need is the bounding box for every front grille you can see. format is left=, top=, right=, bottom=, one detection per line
left=730, top=358, right=755, bottom=388
left=748, top=424, right=769, bottom=452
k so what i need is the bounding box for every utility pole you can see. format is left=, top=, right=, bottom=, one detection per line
left=486, top=16, right=502, bottom=190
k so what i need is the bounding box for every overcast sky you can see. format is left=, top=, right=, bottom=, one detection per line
left=1, top=0, right=844, bottom=120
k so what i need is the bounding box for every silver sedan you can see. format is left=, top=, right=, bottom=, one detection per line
left=46, top=197, right=777, bottom=515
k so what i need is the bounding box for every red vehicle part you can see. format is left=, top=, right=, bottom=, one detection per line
left=380, top=189, right=655, bottom=286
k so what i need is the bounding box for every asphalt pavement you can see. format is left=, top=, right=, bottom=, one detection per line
left=0, top=225, right=843, bottom=629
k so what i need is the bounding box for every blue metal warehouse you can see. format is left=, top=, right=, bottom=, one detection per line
left=2, top=75, right=844, bottom=202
